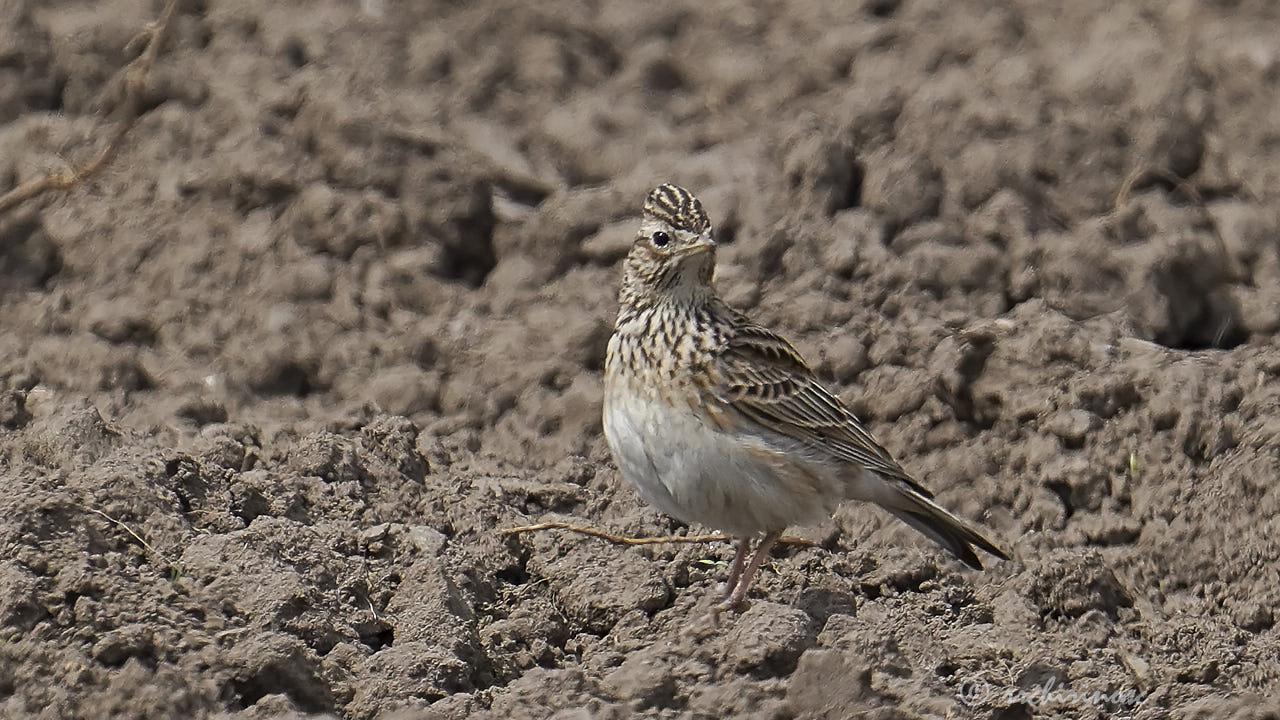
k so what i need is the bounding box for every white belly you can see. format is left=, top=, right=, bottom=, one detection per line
left=602, top=383, right=838, bottom=536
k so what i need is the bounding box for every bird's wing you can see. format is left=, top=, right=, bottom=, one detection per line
left=704, top=317, right=935, bottom=499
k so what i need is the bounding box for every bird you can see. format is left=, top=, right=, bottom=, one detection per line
left=602, top=183, right=1009, bottom=617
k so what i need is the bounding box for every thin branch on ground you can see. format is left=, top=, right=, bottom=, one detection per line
left=1114, top=165, right=1206, bottom=210
left=498, top=521, right=816, bottom=547
left=85, top=506, right=183, bottom=579
left=0, top=0, right=179, bottom=217
left=1114, top=164, right=1242, bottom=284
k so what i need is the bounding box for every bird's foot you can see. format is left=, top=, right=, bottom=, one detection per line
left=685, top=596, right=751, bottom=637
left=715, top=597, right=750, bottom=614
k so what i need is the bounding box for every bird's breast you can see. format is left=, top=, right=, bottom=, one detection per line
left=602, top=342, right=838, bottom=535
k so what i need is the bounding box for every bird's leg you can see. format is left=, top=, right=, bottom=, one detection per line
left=718, top=536, right=752, bottom=600
left=718, top=530, right=782, bottom=612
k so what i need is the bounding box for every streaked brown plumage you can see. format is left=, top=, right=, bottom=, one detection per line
left=602, top=183, right=1009, bottom=616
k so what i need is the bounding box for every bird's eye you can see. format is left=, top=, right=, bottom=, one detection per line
left=651, top=231, right=671, bottom=248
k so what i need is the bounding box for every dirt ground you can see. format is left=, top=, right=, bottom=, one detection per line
left=2, top=0, right=1280, bottom=718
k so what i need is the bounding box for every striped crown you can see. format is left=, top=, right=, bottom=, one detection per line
left=643, top=184, right=710, bottom=234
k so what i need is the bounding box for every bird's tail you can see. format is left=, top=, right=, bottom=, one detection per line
left=878, top=478, right=1009, bottom=570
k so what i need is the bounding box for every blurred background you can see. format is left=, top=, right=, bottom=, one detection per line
left=1, top=0, right=1278, bottom=718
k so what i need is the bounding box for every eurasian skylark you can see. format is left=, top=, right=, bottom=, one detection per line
left=603, top=183, right=1009, bottom=615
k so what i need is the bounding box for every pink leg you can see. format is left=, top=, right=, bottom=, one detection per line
left=719, top=530, right=781, bottom=612
left=720, top=537, right=752, bottom=600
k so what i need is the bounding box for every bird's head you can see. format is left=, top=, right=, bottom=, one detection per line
left=621, top=184, right=717, bottom=304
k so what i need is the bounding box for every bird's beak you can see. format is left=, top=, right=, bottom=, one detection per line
left=677, top=237, right=716, bottom=256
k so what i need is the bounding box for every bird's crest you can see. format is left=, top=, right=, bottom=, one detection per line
left=643, top=184, right=710, bottom=234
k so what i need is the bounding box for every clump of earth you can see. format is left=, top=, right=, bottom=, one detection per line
left=1, top=0, right=1279, bottom=718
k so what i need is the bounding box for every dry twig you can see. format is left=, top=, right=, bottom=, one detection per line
left=0, top=0, right=180, bottom=217
left=498, top=521, right=816, bottom=547
left=1114, top=164, right=1243, bottom=287
left=85, top=506, right=183, bottom=579
left=1114, top=165, right=1205, bottom=210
